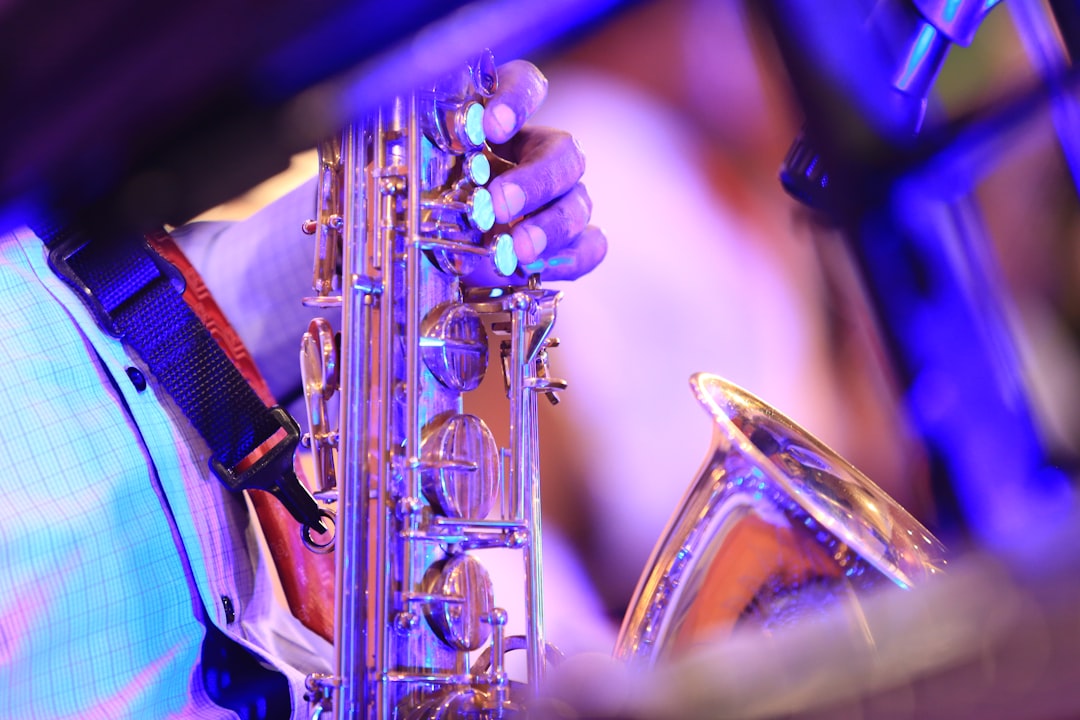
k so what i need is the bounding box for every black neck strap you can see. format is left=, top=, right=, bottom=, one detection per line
left=34, top=221, right=323, bottom=532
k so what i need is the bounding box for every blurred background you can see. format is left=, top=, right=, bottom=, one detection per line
left=14, top=0, right=1080, bottom=714
left=193, top=0, right=1080, bottom=622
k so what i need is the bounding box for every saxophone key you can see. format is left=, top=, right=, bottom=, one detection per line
left=423, top=554, right=496, bottom=652
left=420, top=413, right=499, bottom=520
left=463, top=152, right=491, bottom=186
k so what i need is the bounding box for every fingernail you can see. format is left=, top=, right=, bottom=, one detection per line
left=490, top=104, right=517, bottom=140
left=493, top=183, right=526, bottom=222
left=514, top=223, right=547, bottom=262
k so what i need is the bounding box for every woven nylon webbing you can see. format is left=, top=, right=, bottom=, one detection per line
left=37, top=224, right=279, bottom=469
left=32, top=221, right=323, bottom=537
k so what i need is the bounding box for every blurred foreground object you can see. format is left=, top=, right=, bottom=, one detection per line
left=542, top=518, right=1080, bottom=719
left=0, top=0, right=624, bottom=233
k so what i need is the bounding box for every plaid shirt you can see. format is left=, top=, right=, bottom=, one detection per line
left=0, top=180, right=330, bottom=719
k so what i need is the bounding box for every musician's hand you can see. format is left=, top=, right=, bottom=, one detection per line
left=474, top=60, right=606, bottom=283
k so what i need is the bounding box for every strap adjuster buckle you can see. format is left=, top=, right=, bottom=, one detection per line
left=46, top=233, right=186, bottom=338
left=210, top=406, right=325, bottom=532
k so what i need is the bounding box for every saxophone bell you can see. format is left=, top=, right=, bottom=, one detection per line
left=616, top=373, right=947, bottom=666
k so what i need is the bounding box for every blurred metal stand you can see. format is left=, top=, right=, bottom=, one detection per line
left=764, top=0, right=1077, bottom=545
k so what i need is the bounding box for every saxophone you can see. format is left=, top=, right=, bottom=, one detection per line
left=298, top=52, right=563, bottom=719
left=293, top=48, right=948, bottom=720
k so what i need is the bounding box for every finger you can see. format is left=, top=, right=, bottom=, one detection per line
left=488, top=127, right=586, bottom=224
left=509, top=182, right=593, bottom=264
left=484, top=60, right=549, bottom=144
left=460, top=224, right=606, bottom=288
left=517, top=225, right=608, bottom=282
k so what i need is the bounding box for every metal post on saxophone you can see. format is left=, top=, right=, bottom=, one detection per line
left=296, top=50, right=566, bottom=719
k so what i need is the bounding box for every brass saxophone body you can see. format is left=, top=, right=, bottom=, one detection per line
left=300, top=53, right=563, bottom=719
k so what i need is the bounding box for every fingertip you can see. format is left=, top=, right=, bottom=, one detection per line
left=576, top=225, right=608, bottom=270
left=591, top=226, right=609, bottom=263
left=490, top=181, right=525, bottom=224
left=538, top=225, right=607, bottom=282
left=512, top=223, right=547, bottom=264
left=484, top=103, right=517, bottom=145
left=485, top=60, right=548, bottom=142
